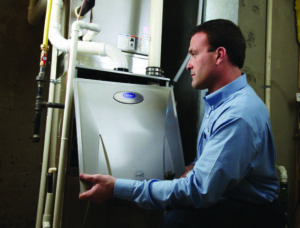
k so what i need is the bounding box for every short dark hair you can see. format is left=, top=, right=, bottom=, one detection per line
left=190, top=19, right=246, bottom=69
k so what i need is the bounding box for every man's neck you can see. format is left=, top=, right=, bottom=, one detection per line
left=208, top=66, right=242, bottom=94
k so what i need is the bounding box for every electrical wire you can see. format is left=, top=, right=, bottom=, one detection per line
left=77, top=0, right=87, bottom=21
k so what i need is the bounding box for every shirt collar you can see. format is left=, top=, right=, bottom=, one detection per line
left=203, top=73, right=247, bottom=108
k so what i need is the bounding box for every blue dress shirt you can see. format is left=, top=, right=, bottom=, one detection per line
left=114, top=74, right=279, bottom=210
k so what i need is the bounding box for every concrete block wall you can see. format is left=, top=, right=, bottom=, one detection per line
left=0, top=1, right=45, bottom=227
left=239, top=1, right=298, bottom=226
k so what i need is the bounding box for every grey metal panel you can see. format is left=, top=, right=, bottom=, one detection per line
left=73, top=77, right=185, bottom=191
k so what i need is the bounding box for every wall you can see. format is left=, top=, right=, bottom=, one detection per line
left=0, top=0, right=45, bottom=227
left=239, top=0, right=298, bottom=226
left=270, top=1, right=298, bottom=226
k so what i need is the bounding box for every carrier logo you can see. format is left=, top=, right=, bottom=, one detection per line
left=123, top=92, right=136, bottom=99
left=113, top=91, right=144, bottom=104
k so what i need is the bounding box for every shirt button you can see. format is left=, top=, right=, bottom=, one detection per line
left=206, top=114, right=209, bottom=118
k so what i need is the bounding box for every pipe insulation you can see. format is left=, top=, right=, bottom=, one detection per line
left=49, top=0, right=128, bottom=69
left=148, top=0, right=164, bottom=67
left=28, top=0, right=47, bottom=25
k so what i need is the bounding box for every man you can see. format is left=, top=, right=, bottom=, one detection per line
left=79, top=19, right=287, bottom=227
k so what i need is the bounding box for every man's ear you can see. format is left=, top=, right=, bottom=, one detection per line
left=216, top=47, right=226, bottom=66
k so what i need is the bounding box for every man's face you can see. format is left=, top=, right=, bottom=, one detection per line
left=186, top=32, right=217, bottom=91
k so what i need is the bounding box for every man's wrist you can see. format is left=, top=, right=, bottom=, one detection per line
left=114, top=179, right=139, bottom=200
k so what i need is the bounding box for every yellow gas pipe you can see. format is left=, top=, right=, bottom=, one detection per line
left=34, top=1, right=55, bottom=228
left=33, top=0, right=53, bottom=142
left=40, top=0, right=52, bottom=65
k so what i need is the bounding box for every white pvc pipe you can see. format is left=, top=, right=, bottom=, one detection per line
left=42, top=193, right=53, bottom=228
left=43, top=168, right=57, bottom=228
left=28, top=0, right=47, bottom=25
left=277, top=165, right=288, bottom=183
left=49, top=0, right=128, bottom=69
left=52, top=20, right=91, bottom=228
left=35, top=47, right=59, bottom=228
left=173, top=56, right=190, bottom=85
left=265, top=0, right=273, bottom=114
left=82, top=29, right=101, bottom=42
left=148, top=0, right=163, bottom=67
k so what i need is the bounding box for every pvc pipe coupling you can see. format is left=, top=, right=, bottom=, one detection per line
left=276, top=165, right=288, bottom=183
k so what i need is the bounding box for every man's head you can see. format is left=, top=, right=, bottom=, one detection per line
left=186, top=19, right=246, bottom=92
left=190, top=19, right=246, bottom=69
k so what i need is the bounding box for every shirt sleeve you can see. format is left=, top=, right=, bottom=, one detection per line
left=114, top=117, right=258, bottom=210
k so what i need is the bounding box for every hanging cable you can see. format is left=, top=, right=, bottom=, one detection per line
left=74, top=0, right=94, bottom=18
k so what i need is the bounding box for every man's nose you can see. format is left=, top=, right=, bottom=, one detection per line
left=186, top=61, right=192, bottom=71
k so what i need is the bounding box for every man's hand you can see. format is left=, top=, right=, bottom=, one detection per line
left=78, top=173, right=116, bottom=203
left=180, top=164, right=195, bottom=178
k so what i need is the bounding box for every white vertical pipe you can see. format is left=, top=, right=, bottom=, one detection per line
left=52, top=21, right=80, bottom=228
left=43, top=169, right=57, bottom=228
left=148, top=0, right=164, bottom=67
left=52, top=20, right=100, bottom=228
left=49, top=0, right=128, bottom=69
left=265, top=0, right=273, bottom=114
left=35, top=47, right=59, bottom=228
left=42, top=193, right=53, bottom=228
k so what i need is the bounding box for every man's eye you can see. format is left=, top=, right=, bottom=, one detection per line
left=189, top=51, right=197, bottom=57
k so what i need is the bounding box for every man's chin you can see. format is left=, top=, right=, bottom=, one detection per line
left=191, top=81, right=201, bottom=90
left=191, top=82, right=206, bottom=91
